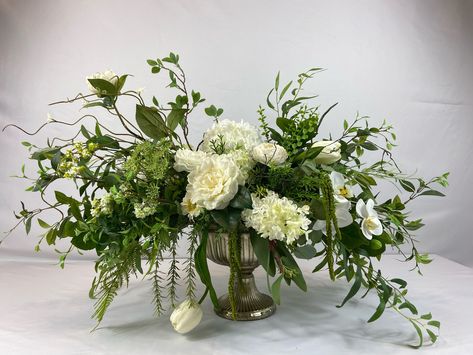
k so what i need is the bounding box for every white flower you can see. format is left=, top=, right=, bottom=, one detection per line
left=225, top=149, right=255, bottom=180
left=356, top=199, right=383, bottom=240
left=252, top=143, right=288, bottom=166
left=313, top=198, right=353, bottom=232
left=330, top=171, right=353, bottom=202
left=312, top=140, right=341, bottom=165
left=242, top=191, right=311, bottom=245
left=174, top=149, right=210, bottom=173
left=86, top=70, right=119, bottom=95
left=201, top=119, right=261, bottom=153
left=186, top=155, right=244, bottom=210
left=181, top=193, right=203, bottom=219
left=170, top=299, right=203, bottom=334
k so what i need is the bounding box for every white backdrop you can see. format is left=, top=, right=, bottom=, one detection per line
left=0, top=0, right=472, bottom=265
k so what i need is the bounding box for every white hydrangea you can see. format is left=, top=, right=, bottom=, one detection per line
left=186, top=154, right=244, bottom=211
left=252, top=142, right=288, bottom=166
left=225, top=149, right=255, bottom=180
left=242, top=191, right=311, bottom=244
left=201, top=119, right=261, bottom=153
left=86, top=70, right=118, bottom=95
left=174, top=149, right=210, bottom=172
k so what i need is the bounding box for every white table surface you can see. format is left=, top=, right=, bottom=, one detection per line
left=0, top=252, right=472, bottom=355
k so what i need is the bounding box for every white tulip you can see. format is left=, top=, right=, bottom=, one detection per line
left=356, top=199, right=383, bottom=240
left=170, top=299, right=203, bottom=334
left=312, top=140, right=341, bottom=165
left=252, top=142, right=288, bottom=166
left=330, top=171, right=353, bottom=202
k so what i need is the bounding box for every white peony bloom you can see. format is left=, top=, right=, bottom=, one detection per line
left=181, top=193, right=203, bottom=219
left=174, top=149, right=210, bottom=172
left=312, top=140, right=341, bottom=165
left=356, top=199, right=383, bottom=240
left=313, top=198, right=353, bottom=232
left=186, top=155, right=244, bottom=210
left=170, top=299, right=203, bottom=334
left=201, top=119, right=261, bottom=153
left=330, top=171, right=353, bottom=202
left=242, top=191, right=311, bottom=245
left=225, top=149, right=255, bottom=180
left=252, top=143, right=288, bottom=166
left=86, top=70, right=119, bottom=95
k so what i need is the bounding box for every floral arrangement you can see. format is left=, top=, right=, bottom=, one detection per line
left=3, top=53, right=448, bottom=347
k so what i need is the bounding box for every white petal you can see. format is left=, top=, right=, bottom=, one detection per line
left=356, top=199, right=368, bottom=218
left=366, top=199, right=376, bottom=216
left=336, top=208, right=353, bottom=228
left=361, top=220, right=373, bottom=240
left=312, top=220, right=326, bottom=232
left=335, top=196, right=351, bottom=211
left=371, top=218, right=383, bottom=236
left=330, top=171, right=345, bottom=189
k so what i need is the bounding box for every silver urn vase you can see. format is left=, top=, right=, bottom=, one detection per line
left=206, top=230, right=276, bottom=320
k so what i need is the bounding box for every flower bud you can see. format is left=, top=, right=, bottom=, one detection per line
left=170, top=299, right=203, bottom=334
left=252, top=142, right=288, bottom=166
left=312, top=140, right=341, bottom=165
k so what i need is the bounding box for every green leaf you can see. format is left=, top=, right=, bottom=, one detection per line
left=135, top=104, right=168, bottom=140
left=367, top=298, right=386, bottom=322
left=250, top=232, right=276, bottom=277
left=420, top=312, right=432, bottom=320
left=409, top=321, right=424, bottom=349
left=151, top=66, right=161, bottom=74
left=25, top=216, right=32, bottom=235
left=390, top=278, right=407, bottom=289
left=55, top=191, right=71, bottom=204
left=210, top=208, right=241, bottom=232
left=399, top=300, right=418, bottom=315
left=266, top=88, right=275, bottom=109
left=279, top=81, right=293, bottom=100
left=294, top=245, right=317, bottom=259
left=312, top=256, right=328, bottom=273
left=418, top=190, right=445, bottom=197
left=166, top=109, right=185, bottom=131
left=337, top=266, right=362, bottom=308
left=204, top=105, right=217, bottom=117
left=87, top=78, right=117, bottom=96
left=278, top=243, right=307, bottom=292
left=229, top=186, right=252, bottom=210
left=427, top=320, right=440, bottom=328
left=274, top=71, right=280, bottom=91
left=399, top=179, right=416, bottom=192
left=194, top=231, right=219, bottom=309
left=147, top=59, right=158, bottom=66
left=45, top=228, right=57, bottom=245
left=37, top=219, right=50, bottom=229
left=426, top=329, right=437, bottom=343
left=276, top=117, right=293, bottom=132
left=271, top=275, right=284, bottom=305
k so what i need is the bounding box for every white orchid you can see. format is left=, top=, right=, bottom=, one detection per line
left=330, top=171, right=353, bottom=202
left=313, top=198, right=353, bottom=233
left=356, top=199, right=383, bottom=240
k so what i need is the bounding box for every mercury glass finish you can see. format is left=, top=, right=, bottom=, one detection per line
left=206, top=231, right=276, bottom=321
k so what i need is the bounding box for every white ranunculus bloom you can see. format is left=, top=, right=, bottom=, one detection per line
left=252, top=143, right=288, bottom=166
left=180, top=193, right=203, bottom=219
left=330, top=171, right=353, bottom=202
left=170, top=299, right=203, bottom=334
left=86, top=70, right=119, bottom=95
left=312, top=140, right=341, bottom=165
left=356, top=199, right=383, bottom=240
left=313, top=198, right=353, bottom=232
left=174, top=149, right=209, bottom=172
left=201, top=119, right=261, bottom=153
left=242, top=191, right=311, bottom=245
left=186, top=155, right=244, bottom=210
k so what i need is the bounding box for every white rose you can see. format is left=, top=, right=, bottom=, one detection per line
left=174, top=149, right=209, bottom=172
left=170, top=299, right=203, bottom=334
left=186, top=155, right=244, bottom=210
left=252, top=143, right=288, bottom=166
left=201, top=119, right=261, bottom=153
left=86, top=70, right=119, bottom=95
left=312, top=140, right=341, bottom=165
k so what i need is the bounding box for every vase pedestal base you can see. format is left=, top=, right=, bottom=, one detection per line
left=214, top=274, right=276, bottom=321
